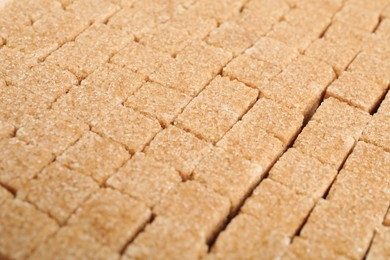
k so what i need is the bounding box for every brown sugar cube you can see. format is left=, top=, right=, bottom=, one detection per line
left=293, top=121, right=356, bottom=169
left=106, top=152, right=181, bottom=207
left=260, top=80, right=323, bottom=117
left=14, top=63, right=78, bottom=103
left=16, top=111, right=88, bottom=156
left=334, top=4, right=380, bottom=32
left=299, top=199, right=380, bottom=259
left=150, top=40, right=232, bottom=96
left=367, top=227, right=390, bottom=260
left=383, top=3, right=390, bottom=18
left=361, top=113, right=390, bottom=152
left=245, top=37, right=300, bottom=69
left=348, top=0, right=389, bottom=12
left=124, top=216, right=207, bottom=260
left=188, top=0, right=245, bottom=24
left=154, top=181, right=230, bottom=241
left=241, top=179, right=314, bottom=236
left=311, top=97, right=371, bottom=140
left=209, top=214, right=290, bottom=260
left=81, top=63, right=145, bottom=102
left=175, top=76, right=258, bottom=144
left=305, top=39, right=358, bottom=76
left=324, top=21, right=369, bottom=51
left=269, top=148, right=337, bottom=201
left=193, top=147, right=264, bottom=213
left=0, top=186, right=13, bottom=204
left=284, top=7, right=332, bottom=37
left=67, top=0, right=119, bottom=23
left=378, top=91, right=390, bottom=116
left=92, top=105, right=161, bottom=154
left=376, top=19, right=390, bottom=39
left=0, top=139, right=54, bottom=192
left=30, top=226, right=119, bottom=260
left=206, top=21, right=253, bottom=57
left=217, top=121, right=285, bottom=171
left=363, top=35, right=390, bottom=62
left=0, top=199, right=59, bottom=260
left=242, top=98, right=304, bottom=145
left=267, top=21, right=316, bottom=53
left=222, top=54, right=281, bottom=89
left=295, top=0, right=343, bottom=14
left=348, top=52, right=390, bottom=87
left=232, top=9, right=274, bottom=42
left=283, top=237, right=350, bottom=260
left=244, top=0, right=289, bottom=24
left=145, top=126, right=212, bottom=179
left=68, top=188, right=151, bottom=251
left=10, top=0, right=62, bottom=22
left=110, top=41, right=173, bottom=77
left=56, top=132, right=130, bottom=185
left=19, top=163, right=99, bottom=224
left=125, top=82, right=191, bottom=127
left=0, top=120, right=15, bottom=139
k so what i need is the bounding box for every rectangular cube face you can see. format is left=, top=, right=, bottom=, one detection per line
left=269, top=148, right=337, bottom=201
left=175, top=76, right=258, bottom=144
left=210, top=214, right=290, bottom=260
left=217, top=121, right=285, bottom=172
left=245, top=37, right=299, bottom=69
left=0, top=139, right=54, bottom=192
left=242, top=98, right=304, bottom=145
left=193, top=147, right=264, bottom=212
left=16, top=111, right=89, bottom=156
left=145, top=126, right=212, bottom=179
left=366, top=227, right=390, bottom=260
left=125, top=82, right=191, bottom=127
left=19, top=163, right=99, bottom=224
left=0, top=199, right=59, bottom=260
left=56, top=132, right=130, bottom=185
left=107, top=152, right=181, bottom=208
left=222, top=54, right=281, bottom=89
left=92, top=105, right=161, bottom=154
left=241, top=179, right=314, bottom=236
left=333, top=4, right=379, bottom=32
left=150, top=40, right=232, bottom=97
left=326, top=72, right=387, bottom=113
left=30, top=226, right=119, bottom=260
left=361, top=114, right=390, bottom=152
left=124, top=217, right=208, bottom=260
left=67, top=0, right=119, bottom=23
left=293, top=121, right=356, bottom=169
left=68, top=188, right=151, bottom=251
left=377, top=92, right=390, bottom=116
left=153, top=181, right=231, bottom=241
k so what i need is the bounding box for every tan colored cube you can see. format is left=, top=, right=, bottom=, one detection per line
left=222, top=54, right=281, bottom=89
left=294, top=121, right=356, bottom=169
left=145, top=126, right=212, bottom=179
left=19, top=163, right=99, bottom=224
left=348, top=0, right=388, bottom=12
left=242, top=98, right=304, bottom=145
left=56, top=132, right=130, bottom=185
left=269, top=148, right=337, bottom=201
left=175, top=76, right=258, bottom=143
left=245, top=37, right=299, bottom=69
left=305, top=39, right=358, bottom=76
left=150, top=40, right=232, bottom=96
left=310, top=97, right=371, bottom=140
left=378, top=91, right=390, bottom=116
left=9, top=0, right=62, bottom=22
left=376, top=18, right=390, bottom=39
left=334, top=4, right=379, bottom=32
left=30, top=226, right=119, bottom=260
left=68, top=188, right=151, bottom=251
left=326, top=72, right=387, bottom=113
left=206, top=21, right=253, bottom=57
left=217, top=121, right=285, bottom=171
left=193, top=147, right=264, bottom=212
left=67, top=0, right=119, bottom=23
left=324, top=21, right=369, bottom=51
left=244, top=0, right=289, bottom=23
left=232, top=9, right=274, bottom=41
left=110, top=41, right=173, bottom=77
left=154, top=181, right=230, bottom=241
left=16, top=110, right=88, bottom=156
left=0, top=138, right=54, bottom=192
left=367, top=227, right=390, bottom=260
left=241, top=179, right=314, bottom=235
left=188, top=0, right=245, bottom=24
left=0, top=199, right=59, bottom=260
left=124, top=216, right=208, bottom=260
left=0, top=120, right=15, bottom=139
left=107, top=152, right=181, bottom=207
left=209, top=214, right=290, bottom=260
left=361, top=113, right=390, bottom=152
left=92, top=105, right=161, bottom=153
left=125, top=82, right=191, bottom=127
